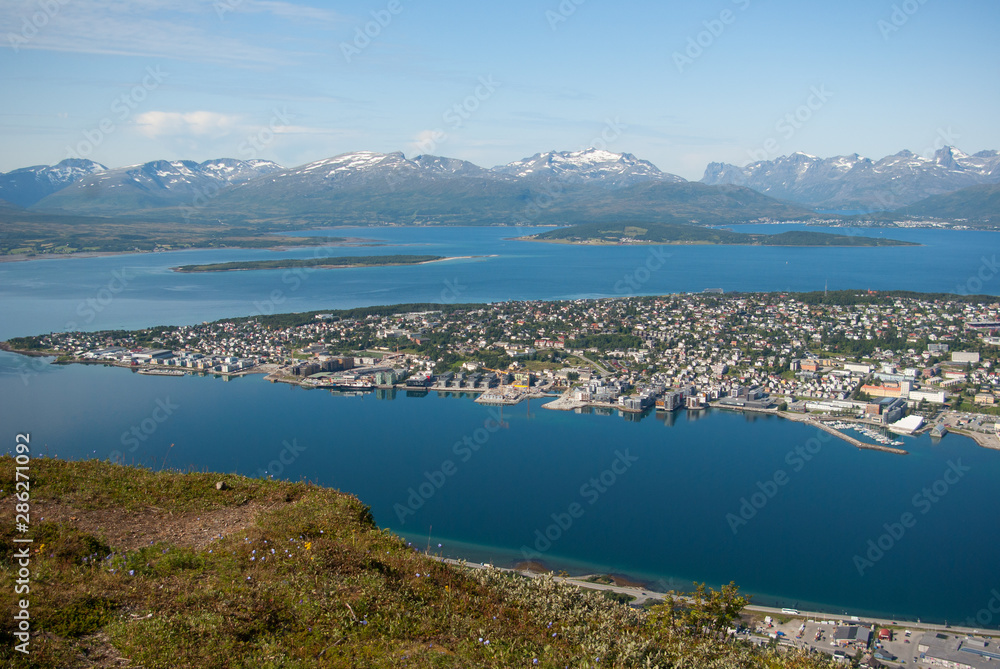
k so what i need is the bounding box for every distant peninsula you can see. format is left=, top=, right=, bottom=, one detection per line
left=522, top=222, right=918, bottom=247
left=173, top=254, right=451, bottom=273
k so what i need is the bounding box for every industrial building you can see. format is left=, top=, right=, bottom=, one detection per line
left=918, top=633, right=1000, bottom=668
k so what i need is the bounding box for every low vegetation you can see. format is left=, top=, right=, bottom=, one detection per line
left=529, top=221, right=916, bottom=246
left=173, top=255, right=445, bottom=273
left=0, top=208, right=348, bottom=257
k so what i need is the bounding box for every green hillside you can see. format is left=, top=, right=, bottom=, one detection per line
left=899, top=183, right=1000, bottom=223
left=529, top=222, right=917, bottom=246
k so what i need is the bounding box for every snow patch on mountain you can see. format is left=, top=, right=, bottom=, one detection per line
left=701, top=147, right=1000, bottom=209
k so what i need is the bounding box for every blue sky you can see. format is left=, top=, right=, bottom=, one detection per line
left=1, top=0, right=997, bottom=179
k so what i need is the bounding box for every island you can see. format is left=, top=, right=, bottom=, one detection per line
left=6, top=290, right=998, bottom=455
left=172, top=254, right=451, bottom=273
left=521, top=222, right=918, bottom=246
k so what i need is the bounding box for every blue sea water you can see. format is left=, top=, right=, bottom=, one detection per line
left=0, top=224, right=998, bottom=340
left=1, top=225, right=999, bottom=625
left=1, top=353, right=997, bottom=626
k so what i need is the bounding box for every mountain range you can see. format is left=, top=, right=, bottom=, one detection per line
left=1, top=147, right=996, bottom=224
left=30, top=158, right=282, bottom=215
left=0, top=158, right=107, bottom=208
left=701, top=147, right=1000, bottom=211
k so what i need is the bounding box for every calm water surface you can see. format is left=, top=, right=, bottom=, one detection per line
left=1, top=224, right=998, bottom=339
left=1, top=225, right=999, bottom=625
left=1, top=352, right=997, bottom=626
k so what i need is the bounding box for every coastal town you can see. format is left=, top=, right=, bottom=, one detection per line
left=7, top=290, right=1000, bottom=452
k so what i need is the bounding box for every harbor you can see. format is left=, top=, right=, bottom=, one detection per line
left=781, top=413, right=909, bottom=455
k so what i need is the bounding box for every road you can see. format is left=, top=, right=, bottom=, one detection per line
left=569, top=352, right=611, bottom=376
left=433, top=556, right=998, bottom=640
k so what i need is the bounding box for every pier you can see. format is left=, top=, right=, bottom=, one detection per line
left=778, top=413, right=908, bottom=455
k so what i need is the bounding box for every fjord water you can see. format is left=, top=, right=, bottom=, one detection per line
left=2, top=225, right=1000, bottom=625
left=1, top=224, right=998, bottom=339
left=2, top=352, right=999, bottom=626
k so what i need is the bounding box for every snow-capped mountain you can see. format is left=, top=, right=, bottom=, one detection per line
left=492, top=149, right=685, bottom=187
left=0, top=158, right=107, bottom=207
left=32, top=158, right=283, bottom=213
left=262, top=151, right=491, bottom=187
left=19, top=148, right=814, bottom=224
left=202, top=149, right=808, bottom=226
left=195, top=158, right=285, bottom=184
left=702, top=147, right=1000, bottom=210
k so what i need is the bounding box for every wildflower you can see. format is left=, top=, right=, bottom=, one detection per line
left=128, top=569, right=135, bottom=576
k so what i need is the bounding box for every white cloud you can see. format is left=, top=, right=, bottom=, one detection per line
left=409, top=129, right=447, bottom=155
left=0, top=0, right=339, bottom=65
left=134, top=110, right=242, bottom=138
left=236, top=1, right=341, bottom=23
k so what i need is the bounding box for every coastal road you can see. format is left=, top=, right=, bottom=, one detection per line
left=569, top=352, right=611, bottom=377
left=433, top=557, right=997, bottom=640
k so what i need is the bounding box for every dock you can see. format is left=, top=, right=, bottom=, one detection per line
left=542, top=388, right=588, bottom=411
left=475, top=387, right=552, bottom=405
left=777, top=413, right=908, bottom=455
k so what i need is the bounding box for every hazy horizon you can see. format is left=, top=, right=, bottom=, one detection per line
left=1, top=0, right=998, bottom=180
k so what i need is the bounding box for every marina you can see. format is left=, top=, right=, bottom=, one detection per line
left=825, top=421, right=906, bottom=447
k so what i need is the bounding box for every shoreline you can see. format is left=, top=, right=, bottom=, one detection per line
left=1, top=346, right=994, bottom=453
left=433, top=557, right=998, bottom=636
left=542, top=391, right=911, bottom=454
left=515, top=236, right=920, bottom=248
left=0, top=237, right=384, bottom=264
left=170, top=254, right=493, bottom=273
left=5, top=349, right=999, bottom=630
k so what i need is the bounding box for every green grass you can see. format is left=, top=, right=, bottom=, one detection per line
left=0, top=457, right=838, bottom=667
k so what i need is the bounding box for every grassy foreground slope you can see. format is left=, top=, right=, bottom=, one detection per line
left=0, top=457, right=834, bottom=668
